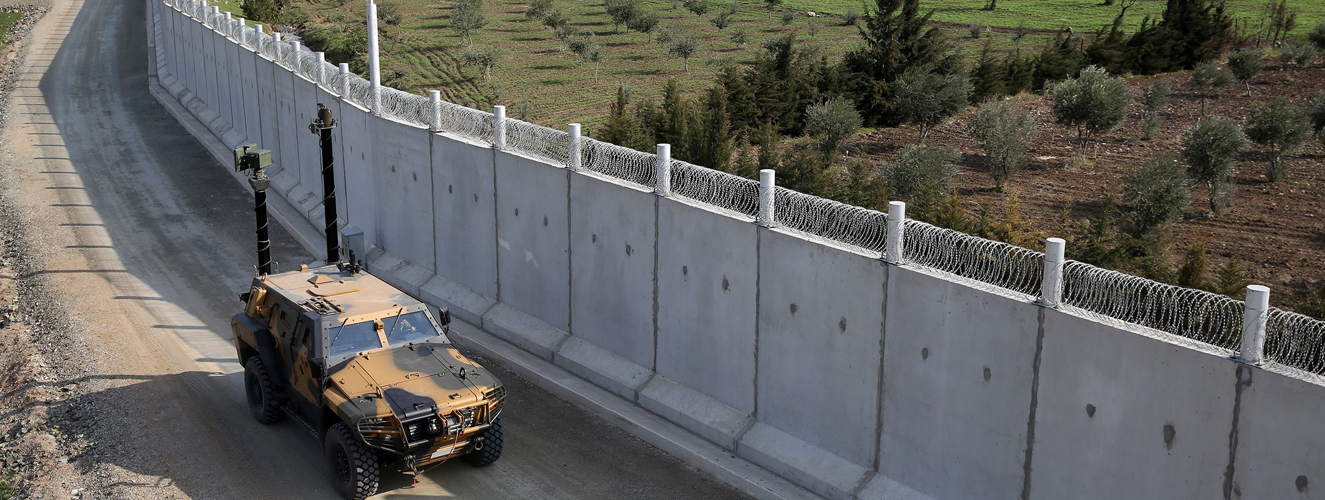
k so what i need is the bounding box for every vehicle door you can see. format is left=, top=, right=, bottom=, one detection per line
left=270, top=303, right=298, bottom=376
left=288, top=318, right=322, bottom=410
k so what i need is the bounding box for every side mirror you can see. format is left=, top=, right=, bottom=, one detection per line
left=239, top=291, right=251, bottom=304
left=438, top=307, right=451, bottom=327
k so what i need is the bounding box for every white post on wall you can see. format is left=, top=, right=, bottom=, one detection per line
left=1041, top=237, right=1066, bottom=307
left=429, top=91, right=442, bottom=131
left=1240, top=285, right=1271, bottom=364
left=567, top=123, right=581, bottom=172
left=224, top=12, right=232, bottom=36
left=272, top=32, right=281, bottom=63
left=367, top=0, right=382, bottom=115
left=291, top=41, right=302, bottom=70
left=758, top=169, right=775, bottom=226
left=253, top=24, right=262, bottom=51
left=339, top=63, right=350, bottom=98
left=493, top=105, right=507, bottom=149
left=885, top=201, right=906, bottom=263
left=656, top=144, right=672, bottom=196
left=212, top=7, right=220, bottom=29
left=316, top=52, right=326, bottom=85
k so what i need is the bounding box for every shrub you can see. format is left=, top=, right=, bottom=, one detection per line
left=1209, top=259, right=1248, bottom=297
left=605, top=0, right=640, bottom=32
left=804, top=98, right=862, bottom=163
left=967, top=98, right=1040, bottom=190
left=882, top=143, right=960, bottom=217
left=764, top=0, right=783, bottom=10
left=626, top=10, right=659, bottom=36
left=1123, top=155, right=1190, bottom=237
left=654, top=25, right=675, bottom=45
left=1141, top=79, right=1171, bottom=140
left=1181, top=116, right=1248, bottom=215
left=730, top=29, right=747, bottom=45
left=1227, top=48, right=1264, bottom=96
left=242, top=0, right=281, bottom=24
left=781, top=10, right=795, bottom=26
left=1050, top=65, right=1131, bottom=148
left=1176, top=232, right=1209, bottom=289
left=1244, top=97, right=1312, bottom=182
left=843, top=7, right=860, bottom=26
left=1309, top=21, right=1325, bottom=50
left=460, top=46, right=499, bottom=81
left=1310, top=91, right=1325, bottom=141
left=377, top=1, right=402, bottom=26
left=683, top=0, right=711, bottom=16
left=893, top=65, right=973, bottom=143
left=710, top=5, right=736, bottom=30
left=525, top=0, right=553, bottom=21
left=969, top=19, right=985, bottom=39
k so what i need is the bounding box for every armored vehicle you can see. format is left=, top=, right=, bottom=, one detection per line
left=232, top=260, right=506, bottom=499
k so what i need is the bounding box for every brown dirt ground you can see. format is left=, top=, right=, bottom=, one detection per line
left=846, top=62, right=1325, bottom=312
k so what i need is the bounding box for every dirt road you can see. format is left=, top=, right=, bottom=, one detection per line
left=0, top=0, right=749, bottom=497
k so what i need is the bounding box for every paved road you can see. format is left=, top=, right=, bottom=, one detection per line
left=2, top=0, right=749, bottom=498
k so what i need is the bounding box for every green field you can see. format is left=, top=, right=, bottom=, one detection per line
left=214, top=0, right=1325, bottom=129
left=0, top=12, right=24, bottom=46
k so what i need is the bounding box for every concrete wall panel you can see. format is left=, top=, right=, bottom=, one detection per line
left=1030, top=308, right=1235, bottom=500
left=1234, top=366, right=1325, bottom=500
left=656, top=198, right=757, bottom=414
left=430, top=134, right=497, bottom=298
left=337, top=102, right=376, bottom=245
left=569, top=174, right=656, bottom=368
left=253, top=56, right=280, bottom=168
left=879, top=268, right=1040, bottom=499
left=238, top=46, right=260, bottom=145
left=293, top=77, right=320, bottom=191
left=213, top=30, right=232, bottom=127
left=494, top=152, right=570, bottom=331
left=373, top=119, right=435, bottom=271
left=756, top=228, right=884, bottom=466
left=225, top=39, right=244, bottom=136
left=272, top=65, right=299, bottom=185
left=204, top=29, right=218, bottom=109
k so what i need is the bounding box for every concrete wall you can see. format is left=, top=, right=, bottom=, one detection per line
left=150, top=4, right=1325, bottom=499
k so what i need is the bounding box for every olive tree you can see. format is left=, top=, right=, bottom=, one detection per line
left=1123, top=155, right=1190, bottom=237
left=804, top=98, right=862, bottom=163
left=1244, top=97, right=1312, bottom=182
left=1227, top=48, right=1264, bottom=97
left=882, top=143, right=960, bottom=218
left=1141, top=79, right=1170, bottom=140
left=892, top=65, right=973, bottom=144
left=668, top=34, right=698, bottom=70
left=967, top=98, right=1040, bottom=190
left=1188, top=61, right=1233, bottom=115
left=1051, top=65, right=1131, bottom=148
left=1310, top=91, right=1325, bottom=145
left=1181, top=116, right=1248, bottom=215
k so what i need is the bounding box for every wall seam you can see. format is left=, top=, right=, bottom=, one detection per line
left=652, top=195, right=660, bottom=371
left=872, top=263, right=889, bottom=471
left=752, top=225, right=761, bottom=418
left=491, top=144, right=501, bottom=302
left=1222, top=364, right=1249, bottom=500
left=1020, top=306, right=1047, bottom=500
left=565, top=168, right=573, bottom=334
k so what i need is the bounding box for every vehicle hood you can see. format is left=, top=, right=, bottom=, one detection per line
left=328, top=343, right=497, bottom=420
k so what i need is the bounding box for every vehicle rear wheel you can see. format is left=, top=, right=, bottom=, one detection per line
left=243, top=356, right=284, bottom=425
left=325, top=422, right=380, bottom=500
left=464, top=417, right=503, bottom=467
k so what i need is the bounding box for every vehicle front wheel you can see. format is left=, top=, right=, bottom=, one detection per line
left=325, top=422, right=380, bottom=500
left=464, top=417, right=503, bottom=467
left=243, top=356, right=284, bottom=425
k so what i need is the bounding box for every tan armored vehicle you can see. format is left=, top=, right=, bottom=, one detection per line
left=232, top=260, right=506, bottom=499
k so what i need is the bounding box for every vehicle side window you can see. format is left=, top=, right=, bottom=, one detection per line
left=299, top=324, right=313, bottom=349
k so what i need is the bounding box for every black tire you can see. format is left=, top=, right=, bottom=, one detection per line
left=243, top=356, right=284, bottom=425
left=464, top=417, right=503, bottom=467
left=324, top=422, right=380, bottom=500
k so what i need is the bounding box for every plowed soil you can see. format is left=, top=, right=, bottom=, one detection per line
left=848, top=63, right=1325, bottom=310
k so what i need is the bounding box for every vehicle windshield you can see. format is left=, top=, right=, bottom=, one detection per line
left=328, top=321, right=383, bottom=357
left=385, top=311, right=441, bottom=345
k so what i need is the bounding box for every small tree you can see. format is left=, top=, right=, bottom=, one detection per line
left=668, top=35, right=698, bottom=71
left=804, top=98, right=862, bottom=164
left=451, top=0, right=488, bottom=46
left=1311, top=91, right=1325, bottom=145
left=764, top=0, right=783, bottom=12
left=683, top=0, right=711, bottom=16
left=883, top=143, right=960, bottom=217
left=1123, top=155, right=1190, bottom=237
left=627, top=10, right=659, bottom=38
left=1141, top=79, right=1171, bottom=140
left=583, top=44, right=603, bottom=81
left=1227, top=48, right=1264, bottom=97
left=1244, top=97, right=1312, bottom=182
left=1181, top=116, right=1248, bottom=215
left=893, top=65, right=973, bottom=144
left=1050, top=65, right=1131, bottom=149
left=460, top=46, right=499, bottom=82
left=843, top=7, right=860, bottom=26
left=710, top=5, right=737, bottom=30
left=525, top=0, right=553, bottom=21
left=730, top=29, right=747, bottom=45
left=1188, top=61, right=1233, bottom=115
left=968, top=98, right=1040, bottom=190
left=605, top=0, right=640, bottom=33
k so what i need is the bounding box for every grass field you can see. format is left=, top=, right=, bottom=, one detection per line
left=216, top=0, right=1325, bottom=129
left=0, top=12, right=24, bottom=46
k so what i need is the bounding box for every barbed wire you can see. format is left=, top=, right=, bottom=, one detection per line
left=670, top=161, right=759, bottom=218
left=1062, top=261, right=1244, bottom=351
left=903, top=220, right=1044, bottom=297
left=1265, top=308, right=1325, bottom=374
left=163, top=0, right=1325, bottom=376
